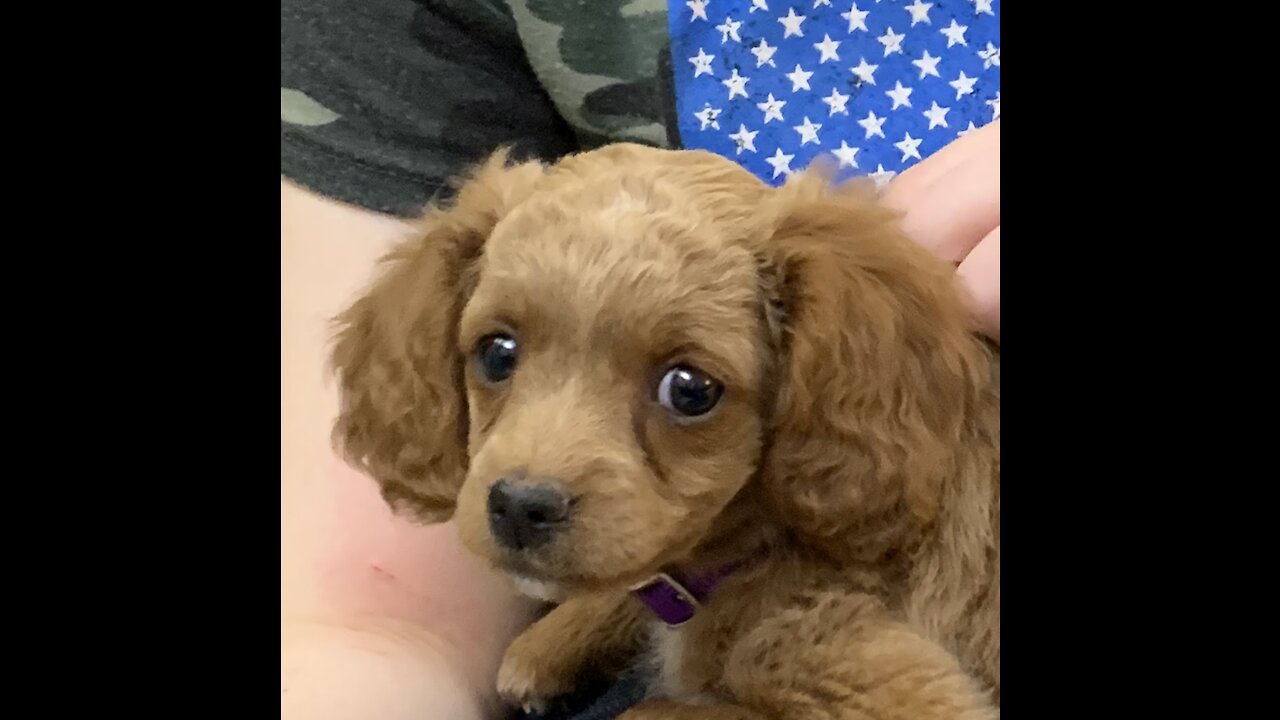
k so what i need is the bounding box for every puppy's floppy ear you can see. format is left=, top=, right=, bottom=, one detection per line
left=761, top=170, right=990, bottom=556
left=329, top=150, right=545, bottom=523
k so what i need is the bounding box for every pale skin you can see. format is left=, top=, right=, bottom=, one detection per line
left=280, top=122, right=998, bottom=720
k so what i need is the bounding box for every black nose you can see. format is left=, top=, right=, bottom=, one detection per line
left=487, top=479, right=572, bottom=551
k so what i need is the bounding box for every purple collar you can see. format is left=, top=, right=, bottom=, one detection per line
left=630, top=562, right=743, bottom=627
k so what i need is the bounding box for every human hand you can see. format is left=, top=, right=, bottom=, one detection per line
left=281, top=458, right=540, bottom=720
left=281, top=617, right=491, bottom=720
left=882, top=121, right=999, bottom=342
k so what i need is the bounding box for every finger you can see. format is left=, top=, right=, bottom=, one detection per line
left=956, top=226, right=999, bottom=342
left=882, top=120, right=999, bottom=211
left=894, top=142, right=999, bottom=262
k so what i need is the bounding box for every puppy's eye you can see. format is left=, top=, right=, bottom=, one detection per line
left=656, top=365, right=723, bottom=418
left=475, top=334, right=518, bottom=383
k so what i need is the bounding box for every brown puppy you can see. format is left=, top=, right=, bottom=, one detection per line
left=330, top=143, right=1000, bottom=720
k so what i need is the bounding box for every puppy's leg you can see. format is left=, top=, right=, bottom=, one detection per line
left=722, top=592, right=996, bottom=720
left=497, top=591, right=645, bottom=714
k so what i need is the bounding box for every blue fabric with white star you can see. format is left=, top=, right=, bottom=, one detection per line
left=670, top=0, right=999, bottom=188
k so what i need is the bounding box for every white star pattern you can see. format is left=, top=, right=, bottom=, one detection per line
left=832, top=140, right=860, bottom=168
left=814, top=34, right=841, bottom=63
left=723, top=68, right=750, bottom=99
left=841, top=3, right=870, bottom=33
left=729, top=123, right=759, bottom=154
left=870, top=164, right=896, bottom=190
left=850, top=57, right=878, bottom=85
left=689, top=48, right=715, bottom=78
left=912, top=49, right=941, bottom=79
left=751, top=39, right=779, bottom=67
left=878, top=27, right=906, bottom=56
left=670, top=0, right=998, bottom=185
left=786, top=64, right=814, bottom=91
left=765, top=147, right=795, bottom=178
left=940, top=19, right=968, bottom=48
left=858, top=110, right=886, bottom=139
left=822, top=87, right=850, bottom=115
left=922, top=101, right=949, bottom=129
left=778, top=7, right=807, bottom=38
left=794, top=116, right=823, bottom=145
left=717, top=17, right=743, bottom=43
left=695, top=103, right=722, bottom=130
left=894, top=132, right=923, bottom=162
left=904, top=1, right=932, bottom=26
left=950, top=70, right=978, bottom=99
left=757, top=93, right=787, bottom=123
left=885, top=80, right=913, bottom=110
left=978, top=42, right=1000, bottom=69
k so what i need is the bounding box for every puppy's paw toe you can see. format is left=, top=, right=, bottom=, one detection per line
left=496, top=648, right=571, bottom=715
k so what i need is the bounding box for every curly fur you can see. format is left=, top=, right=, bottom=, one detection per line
left=330, top=144, right=1000, bottom=719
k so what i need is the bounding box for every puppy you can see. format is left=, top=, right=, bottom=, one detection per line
left=330, top=143, right=1000, bottom=720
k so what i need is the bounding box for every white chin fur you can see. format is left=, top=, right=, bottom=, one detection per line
left=510, top=574, right=565, bottom=602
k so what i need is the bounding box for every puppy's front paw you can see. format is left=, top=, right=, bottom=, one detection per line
left=497, top=640, right=573, bottom=716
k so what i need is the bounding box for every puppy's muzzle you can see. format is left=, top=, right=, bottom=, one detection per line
left=487, top=478, right=573, bottom=551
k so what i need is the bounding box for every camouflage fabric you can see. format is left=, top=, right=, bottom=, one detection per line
left=506, top=0, right=678, bottom=148
left=280, top=0, right=674, bottom=218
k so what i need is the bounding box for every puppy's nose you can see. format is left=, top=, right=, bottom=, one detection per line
left=487, top=479, right=572, bottom=551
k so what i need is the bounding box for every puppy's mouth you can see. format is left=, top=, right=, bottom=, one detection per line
left=490, top=550, right=591, bottom=584
left=476, top=485, right=680, bottom=591
left=493, top=553, right=579, bottom=602
left=491, top=545, right=671, bottom=597
left=491, top=550, right=548, bottom=579
left=506, top=571, right=567, bottom=603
